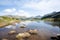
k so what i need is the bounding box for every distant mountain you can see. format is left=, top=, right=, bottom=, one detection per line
left=41, top=11, right=60, bottom=19
left=0, top=15, right=41, bottom=21
left=2, top=15, right=27, bottom=19
left=25, top=15, right=41, bottom=20
left=34, top=15, right=41, bottom=18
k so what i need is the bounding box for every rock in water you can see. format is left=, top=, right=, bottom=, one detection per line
left=2, top=38, right=8, bottom=40
left=16, top=32, right=31, bottom=40
left=8, top=30, right=16, bottom=35
left=51, top=37, right=57, bottom=40
left=28, top=29, right=38, bottom=34
left=57, top=34, right=60, bottom=39
left=20, top=24, right=26, bottom=28
left=20, top=26, right=26, bottom=28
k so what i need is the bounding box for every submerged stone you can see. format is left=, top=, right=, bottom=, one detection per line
left=2, top=38, right=8, bottom=40
left=16, top=32, right=31, bottom=39
left=28, top=29, right=38, bottom=34
left=8, top=30, right=16, bottom=35
left=20, top=26, right=26, bottom=28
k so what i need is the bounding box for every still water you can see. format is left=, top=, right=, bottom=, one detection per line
left=0, top=21, right=60, bottom=40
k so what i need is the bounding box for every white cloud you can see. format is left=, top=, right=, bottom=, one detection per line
left=3, top=8, right=16, bottom=13
left=23, top=0, right=60, bottom=16
left=1, top=8, right=31, bottom=17
left=15, top=10, right=31, bottom=17
left=0, top=0, right=60, bottom=16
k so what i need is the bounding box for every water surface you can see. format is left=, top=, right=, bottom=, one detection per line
left=0, top=21, right=60, bottom=40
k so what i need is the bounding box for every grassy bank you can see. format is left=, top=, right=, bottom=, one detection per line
left=0, top=16, right=20, bottom=28
left=0, top=20, right=20, bottom=28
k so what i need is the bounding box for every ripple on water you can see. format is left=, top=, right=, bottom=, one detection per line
left=0, top=21, right=60, bottom=40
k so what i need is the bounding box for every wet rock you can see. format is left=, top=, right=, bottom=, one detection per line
left=57, top=34, right=60, bottom=39
left=17, top=38, right=24, bottom=40
left=16, top=32, right=31, bottom=40
left=51, top=34, right=60, bottom=40
left=51, top=37, right=57, bottom=40
left=2, top=38, right=8, bottom=40
left=8, top=30, right=16, bottom=35
left=20, top=26, right=26, bottom=28
left=28, top=29, right=38, bottom=34
left=57, top=34, right=60, bottom=37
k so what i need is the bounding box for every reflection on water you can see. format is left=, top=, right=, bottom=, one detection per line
left=45, top=21, right=60, bottom=27
left=0, top=21, right=60, bottom=40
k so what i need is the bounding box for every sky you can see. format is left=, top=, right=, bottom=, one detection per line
left=0, top=0, right=60, bottom=17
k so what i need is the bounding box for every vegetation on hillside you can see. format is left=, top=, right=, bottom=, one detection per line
left=41, top=11, right=60, bottom=22
left=0, top=16, right=20, bottom=28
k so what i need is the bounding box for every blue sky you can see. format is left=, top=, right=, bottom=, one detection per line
left=0, top=0, right=60, bottom=17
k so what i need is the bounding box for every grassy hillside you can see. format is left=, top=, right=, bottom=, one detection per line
left=0, top=16, right=20, bottom=28
left=41, top=11, right=60, bottom=22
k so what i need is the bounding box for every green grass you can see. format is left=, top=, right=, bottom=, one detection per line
left=0, top=16, right=20, bottom=28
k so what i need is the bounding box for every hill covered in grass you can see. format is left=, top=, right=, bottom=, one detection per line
left=0, top=15, right=20, bottom=28
left=41, top=11, right=60, bottom=22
